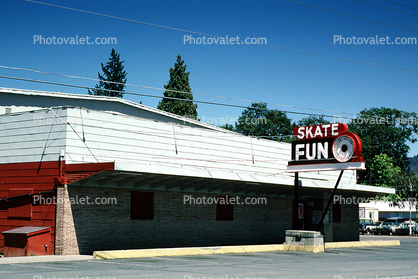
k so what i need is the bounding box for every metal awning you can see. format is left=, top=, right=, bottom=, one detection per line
left=2, top=226, right=50, bottom=235
left=67, top=161, right=395, bottom=199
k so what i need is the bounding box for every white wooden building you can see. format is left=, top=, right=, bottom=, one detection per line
left=0, top=87, right=395, bottom=255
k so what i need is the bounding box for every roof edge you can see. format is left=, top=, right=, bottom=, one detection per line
left=0, top=87, right=236, bottom=134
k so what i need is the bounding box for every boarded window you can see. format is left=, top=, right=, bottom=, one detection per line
left=332, top=201, right=341, bottom=222
left=131, top=192, right=153, bottom=220
left=216, top=196, right=233, bottom=221
left=8, top=188, right=33, bottom=219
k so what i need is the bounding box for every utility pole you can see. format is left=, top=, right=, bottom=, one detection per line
left=409, top=177, right=413, bottom=236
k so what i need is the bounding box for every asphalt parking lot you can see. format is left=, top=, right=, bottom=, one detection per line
left=1, top=235, right=418, bottom=279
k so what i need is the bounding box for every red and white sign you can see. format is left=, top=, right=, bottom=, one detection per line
left=287, top=123, right=365, bottom=172
left=293, top=123, right=347, bottom=140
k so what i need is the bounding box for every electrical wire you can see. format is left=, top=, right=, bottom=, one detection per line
left=22, top=0, right=220, bottom=38
left=36, top=107, right=59, bottom=174
left=354, top=0, right=418, bottom=18
left=281, top=0, right=418, bottom=33
left=13, top=1, right=418, bottom=123
left=21, top=0, right=418, bottom=73
left=381, top=0, right=418, bottom=12
left=48, top=108, right=99, bottom=162
left=9, top=104, right=296, bottom=140
left=24, top=0, right=418, bottom=34
left=2, top=64, right=418, bottom=126
left=2, top=72, right=416, bottom=126
left=0, top=73, right=355, bottom=120
left=0, top=65, right=359, bottom=117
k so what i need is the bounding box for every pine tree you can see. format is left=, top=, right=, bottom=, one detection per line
left=88, top=48, right=127, bottom=98
left=157, top=55, right=198, bottom=119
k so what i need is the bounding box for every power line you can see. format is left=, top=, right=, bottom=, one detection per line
left=281, top=0, right=418, bottom=33
left=0, top=66, right=414, bottom=124
left=22, top=0, right=418, bottom=74
left=0, top=65, right=359, bottom=117
left=24, top=0, right=418, bottom=34
left=1, top=67, right=416, bottom=125
left=1, top=71, right=415, bottom=125
left=22, top=0, right=236, bottom=39
left=0, top=73, right=349, bottom=120
left=1, top=80, right=416, bottom=178
left=381, top=0, right=418, bottom=12
left=354, top=0, right=418, bottom=18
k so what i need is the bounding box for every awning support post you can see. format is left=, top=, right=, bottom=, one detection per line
left=294, top=172, right=299, bottom=229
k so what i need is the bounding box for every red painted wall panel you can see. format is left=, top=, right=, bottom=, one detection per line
left=0, top=161, right=114, bottom=255
left=8, top=188, right=33, bottom=218
left=0, top=161, right=58, bottom=255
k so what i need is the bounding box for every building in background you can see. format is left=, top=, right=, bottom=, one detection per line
left=0, top=87, right=394, bottom=256
left=360, top=201, right=417, bottom=222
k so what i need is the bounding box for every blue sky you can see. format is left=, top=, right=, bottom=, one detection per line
left=1, top=0, right=418, bottom=155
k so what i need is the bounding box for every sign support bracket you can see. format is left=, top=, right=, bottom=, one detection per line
left=316, top=170, right=344, bottom=232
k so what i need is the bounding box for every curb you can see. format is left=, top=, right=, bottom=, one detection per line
left=325, top=240, right=400, bottom=249
left=93, top=240, right=400, bottom=260
left=0, top=255, right=93, bottom=265
left=283, top=244, right=324, bottom=253
left=93, top=244, right=284, bottom=260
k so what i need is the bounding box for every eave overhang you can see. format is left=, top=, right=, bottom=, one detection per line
left=67, top=161, right=395, bottom=199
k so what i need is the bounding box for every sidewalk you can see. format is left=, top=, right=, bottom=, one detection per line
left=0, top=255, right=92, bottom=264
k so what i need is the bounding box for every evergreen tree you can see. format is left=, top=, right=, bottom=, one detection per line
left=88, top=48, right=127, bottom=98
left=157, top=55, right=198, bottom=119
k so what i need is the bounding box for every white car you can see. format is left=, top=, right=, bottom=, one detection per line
left=367, top=221, right=383, bottom=234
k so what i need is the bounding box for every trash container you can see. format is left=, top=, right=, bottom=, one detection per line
left=2, top=226, right=51, bottom=257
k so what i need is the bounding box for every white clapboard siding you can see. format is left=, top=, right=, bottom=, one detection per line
left=65, top=110, right=286, bottom=173
left=64, top=108, right=355, bottom=184
left=0, top=106, right=357, bottom=185
left=0, top=109, right=68, bottom=164
left=67, top=109, right=291, bottom=159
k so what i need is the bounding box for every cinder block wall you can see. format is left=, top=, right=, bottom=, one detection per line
left=65, top=187, right=293, bottom=255
left=332, top=203, right=359, bottom=242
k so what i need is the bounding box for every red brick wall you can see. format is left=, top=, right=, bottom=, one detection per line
left=55, top=186, right=79, bottom=255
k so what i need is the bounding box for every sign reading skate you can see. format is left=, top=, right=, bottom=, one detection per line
left=287, top=123, right=365, bottom=172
